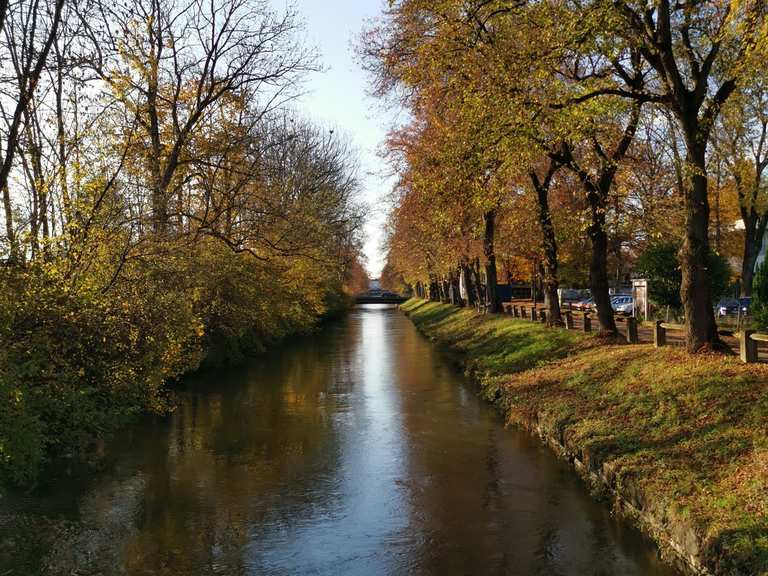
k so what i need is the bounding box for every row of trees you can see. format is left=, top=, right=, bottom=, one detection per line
left=0, top=0, right=367, bottom=487
left=362, top=0, right=768, bottom=351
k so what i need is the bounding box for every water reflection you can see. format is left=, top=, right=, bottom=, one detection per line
left=1, top=304, right=678, bottom=575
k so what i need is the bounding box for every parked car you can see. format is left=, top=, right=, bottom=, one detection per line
left=741, top=297, right=752, bottom=314
left=559, top=289, right=585, bottom=304
left=572, top=297, right=593, bottom=311
left=716, top=297, right=751, bottom=317
left=610, top=295, right=634, bottom=315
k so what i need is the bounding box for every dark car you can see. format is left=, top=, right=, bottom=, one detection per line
left=739, top=297, right=752, bottom=315
left=716, top=297, right=751, bottom=317
left=559, top=289, right=584, bottom=304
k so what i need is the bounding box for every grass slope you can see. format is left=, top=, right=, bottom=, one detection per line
left=402, top=299, right=768, bottom=575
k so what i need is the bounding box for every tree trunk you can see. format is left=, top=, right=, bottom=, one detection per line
left=428, top=274, right=440, bottom=301
left=449, top=268, right=463, bottom=306
left=471, top=257, right=484, bottom=307
left=740, top=210, right=768, bottom=297
left=2, top=183, right=17, bottom=262
left=555, top=110, right=642, bottom=336
left=530, top=162, right=562, bottom=325
left=460, top=260, right=474, bottom=307
left=680, top=136, right=720, bottom=351
left=441, top=277, right=450, bottom=303
left=742, top=216, right=758, bottom=297
left=54, top=43, right=71, bottom=226
left=714, top=161, right=722, bottom=252
left=588, top=205, right=617, bottom=335
left=483, top=210, right=500, bottom=313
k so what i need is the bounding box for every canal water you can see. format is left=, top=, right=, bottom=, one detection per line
left=2, top=305, right=678, bottom=575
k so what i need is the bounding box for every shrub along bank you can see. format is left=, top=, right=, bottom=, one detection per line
left=402, top=299, right=768, bottom=576
left=0, top=243, right=363, bottom=491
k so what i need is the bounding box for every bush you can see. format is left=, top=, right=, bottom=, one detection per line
left=635, top=242, right=681, bottom=308
left=0, top=239, right=349, bottom=488
left=635, top=241, right=731, bottom=309
left=0, top=264, right=202, bottom=487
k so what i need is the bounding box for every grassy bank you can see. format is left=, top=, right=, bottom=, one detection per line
left=402, top=299, right=768, bottom=576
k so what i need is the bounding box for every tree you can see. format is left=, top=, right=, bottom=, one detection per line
left=86, top=0, right=316, bottom=236
left=0, top=0, right=65, bottom=262
left=712, top=80, right=768, bottom=295
left=600, top=0, right=767, bottom=350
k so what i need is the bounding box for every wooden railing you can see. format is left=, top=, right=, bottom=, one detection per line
left=501, top=302, right=638, bottom=344
left=501, top=300, right=768, bottom=363
left=739, top=330, right=768, bottom=363
left=652, top=320, right=685, bottom=348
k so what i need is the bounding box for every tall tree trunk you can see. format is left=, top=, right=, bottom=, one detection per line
left=2, top=183, right=17, bottom=262
left=588, top=196, right=617, bottom=335
left=54, top=42, right=71, bottom=226
left=714, top=161, right=722, bottom=252
left=472, top=257, right=484, bottom=307
left=146, top=22, right=168, bottom=237
left=530, top=161, right=562, bottom=325
left=440, top=277, right=450, bottom=303
left=23, top=108, right=49, bottom=258
left=428, top=273, right=440, bottom=301
left=483, top=210, right=500, bottom=313
left=740, top=209, right=768, bottom=297
left=449, top=268, right=462, bottom=306
left=460, top=259, right=474, bottom=307
left=554, top=100, right=642, bottom=336
left=680, top=135, right=719, bottom=351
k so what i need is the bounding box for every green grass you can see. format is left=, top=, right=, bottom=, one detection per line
left=403, top=298, right=768, bottom=575
left=401, top=298, right=586, bottom=392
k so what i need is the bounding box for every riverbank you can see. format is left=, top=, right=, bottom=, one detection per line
left=402, top=299, right=768, bottom=576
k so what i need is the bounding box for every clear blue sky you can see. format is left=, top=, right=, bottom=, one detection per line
left=272, top=0, right=394, bottom=278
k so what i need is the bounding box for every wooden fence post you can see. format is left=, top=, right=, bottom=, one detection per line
left=564, top=311, right=574, bottom=330
left=539, top=309, right=547, bottom=324
left=583, top=313, right=592, bottom=333
left=740, top=330, right=758, bottom=363
left=520, top=306, right=527, bottom=319
left=654, top=320, right=666, bottom=348
left=531, top=307, right=538, bottom=322
left=626, top=317, right=639, bottom=344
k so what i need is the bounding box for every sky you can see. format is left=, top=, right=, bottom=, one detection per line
left=270, top=0, right=395, bottom=278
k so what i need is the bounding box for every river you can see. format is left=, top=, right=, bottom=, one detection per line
left=1, top=304, right=678, bottom=575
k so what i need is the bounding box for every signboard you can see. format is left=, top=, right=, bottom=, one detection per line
left=632, top=279, right=649, bottom=320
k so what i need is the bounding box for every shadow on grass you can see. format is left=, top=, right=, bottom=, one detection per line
left=407, top=301, right=584, bottom=379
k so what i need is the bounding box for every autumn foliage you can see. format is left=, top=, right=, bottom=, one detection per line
left=361, top=0, right=768, bottom=349
left=0, top=0, right=366, bottom=488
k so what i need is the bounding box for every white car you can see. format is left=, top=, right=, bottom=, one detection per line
left=611, top=296, right=634, bottom=315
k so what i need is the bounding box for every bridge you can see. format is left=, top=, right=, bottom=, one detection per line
left=354, top=290, right=409, bottom=305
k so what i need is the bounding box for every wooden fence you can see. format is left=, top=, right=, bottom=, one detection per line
left=500, top=301, right=767, bottom=364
